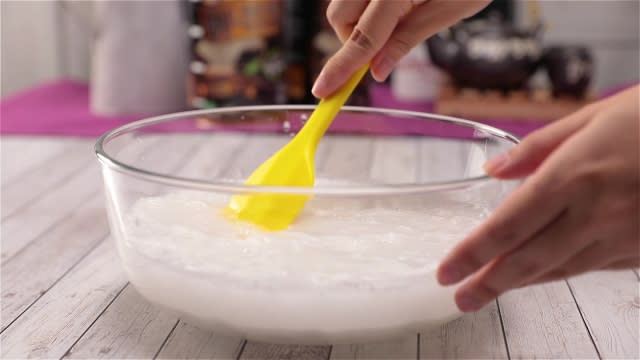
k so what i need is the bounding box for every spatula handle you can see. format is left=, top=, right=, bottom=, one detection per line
left=297, top=64, right=370, bottom=148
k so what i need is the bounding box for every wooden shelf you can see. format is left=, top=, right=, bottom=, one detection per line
left=435, top=84, right=595, bottom=122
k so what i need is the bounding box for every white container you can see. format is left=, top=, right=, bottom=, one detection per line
left=391, top=44, right=444, bottom=102
left=91, top=0, right=189, bottom=116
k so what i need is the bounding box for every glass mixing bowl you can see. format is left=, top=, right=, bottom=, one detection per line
left=95, top=105, right=519, bottom=344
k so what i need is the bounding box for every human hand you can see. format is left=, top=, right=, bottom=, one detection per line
left=437, top=85, right=640, bottom=312
left=311, top=0, right=491, bottom=98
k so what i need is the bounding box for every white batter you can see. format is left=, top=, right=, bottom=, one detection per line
left=116, top=187, right=491, bottom=343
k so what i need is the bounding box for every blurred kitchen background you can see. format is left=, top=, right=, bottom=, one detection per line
left=1, top=0, right=639, bottom=135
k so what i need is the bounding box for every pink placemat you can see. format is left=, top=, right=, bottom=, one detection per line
left=0, top=80, right=145, bottom=137
left=1, top=79, right=633, bottom=139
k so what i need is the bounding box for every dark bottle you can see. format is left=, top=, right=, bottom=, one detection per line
left=543, top=45, right=593, bottom=98
left=186, top=0, right=287, bottom=109
left=283, top=0, right=318, bottom=104
left=309, top=1, right=369, bottom=106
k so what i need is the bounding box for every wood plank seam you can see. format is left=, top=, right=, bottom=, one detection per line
left=328, top=137, right=421, bottom=360
left=153, top=319, right=250, bottom=359
left=1, top=136, right=206, bottom=357
left=1, top=156, right=94, bottom=221
left=0, top=233, right=109, bottom=334
left=0, top=241, right=125, bottom=357
left=2, top=138, right=71, bottom=184
left=60, top=282, right=130, bottom=359
left=57, top=137, right=214, bottom=358
left=2, top=136, right=162, bottom=224
left=200, top=136, right=251, bottom=176
left=325, top=345, right=333, bottom=360
left=495, top=299, right=512, bottom=360
left=1, top=138, right=169, bottom=335
left=171, top=138, right=281, bottom=358
left=67, top=136, right=248, bottom=359
left=234, top=340, right=249, bottom=360
left=1, top=188, right=100, bottom=266
left=235, top=136, right=368, bottom=360
left=1, top=141, right=82, bottom=187
left=2, top=134, right=197, bottom=267
left=151, top=320, right=180, bottom=360
left=565, top=280, right=603, bottom=360
left=1, top=194, right=113, bottom=331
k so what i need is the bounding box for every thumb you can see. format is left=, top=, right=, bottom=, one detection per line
left=485, top=104, right=599, bottom=179
left=372, top=0, right=491, bottom=81
left=312, top=1, right=411, bottom=98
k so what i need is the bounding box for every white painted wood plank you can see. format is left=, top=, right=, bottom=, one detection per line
left=419, top=138, right=468, bottom=183
left=239, top=343, right=331, bottom=360
left=0, top=135, right=166, bottom=262
left=0, top=133, right=203, bottom=262
left=0, top=137, right=79, bottom=185
left=418, top=134, right=509, bottom=359
left=330, top=135, right=419, bottom=359
left=68, top=133, right=315, bottom=359
left=569, top=271, right=640, bottom=359
left=233, top=134, right=298, bottom=178
left=499, top=281, right=598, bottom=359
left=1, top=194, right=108, bottom=332
left=420, top=302, right=508, bottom=359
left=0, top=240, right=127, bottom=359
left=1, top=135, right=202, bottom=330
left=236, top=135, right=373, bottom=358
left=155, top=133, right=332, bottom=358
left=64, top=133, right=248, bottom=359
left=64, top=285, right=178, bottom=359
left=370, top=136, right=419, bottom=183
left=179, top=133, right=249, bottom=180
left=330, top=335, right=418, bottom=360
left=316, top=135, right=374, bottom=182
left=1, top=139, right=94, bottom=219
left=0, top=135, right=204, bottom=356
left=155, top=321, right=245, bottom=360
left=1, top=161, right=102, bottom=262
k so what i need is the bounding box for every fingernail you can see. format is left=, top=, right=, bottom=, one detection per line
left=483, top=153, right=509, bottom=174
left=312, top=72, right=330, bottom=98
left=438, top=264, right=463, bottom=285
left=456, top=292, right=481, bottom=312
left=373, top=56, right=394, bottom=82
left=311, top=81, right=323, bottom=98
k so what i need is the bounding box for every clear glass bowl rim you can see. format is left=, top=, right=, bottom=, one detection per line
left=95, top=105, right=520, bottom=196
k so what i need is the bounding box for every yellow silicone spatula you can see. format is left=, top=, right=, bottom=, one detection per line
left=227, top=64, right=369, bottom=231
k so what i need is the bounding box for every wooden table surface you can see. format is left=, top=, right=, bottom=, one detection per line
left=1, top=135, right=638, bottom=360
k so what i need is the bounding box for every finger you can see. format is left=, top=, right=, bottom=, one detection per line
left=518, top=271, right=567, bottom=288
left=438, top=108, right=603, bottom=288
left=568, top=240, right=634, bottom=271
left=312, top=0, right=412, bottom=98
left=604, top=259, right=640, bottom=270
left=522, top=240, right=625, bottom=287
left=484, top=103, right=601, bottom=179
left=528, top=256, right=639, bottom=284
left=437, top=169, right=567, bottom=286
left=326, top=0, right=368, bottom=43
left=453, top=210, right=592, bottom=312
left=372, top=0, right=491, bottom=81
